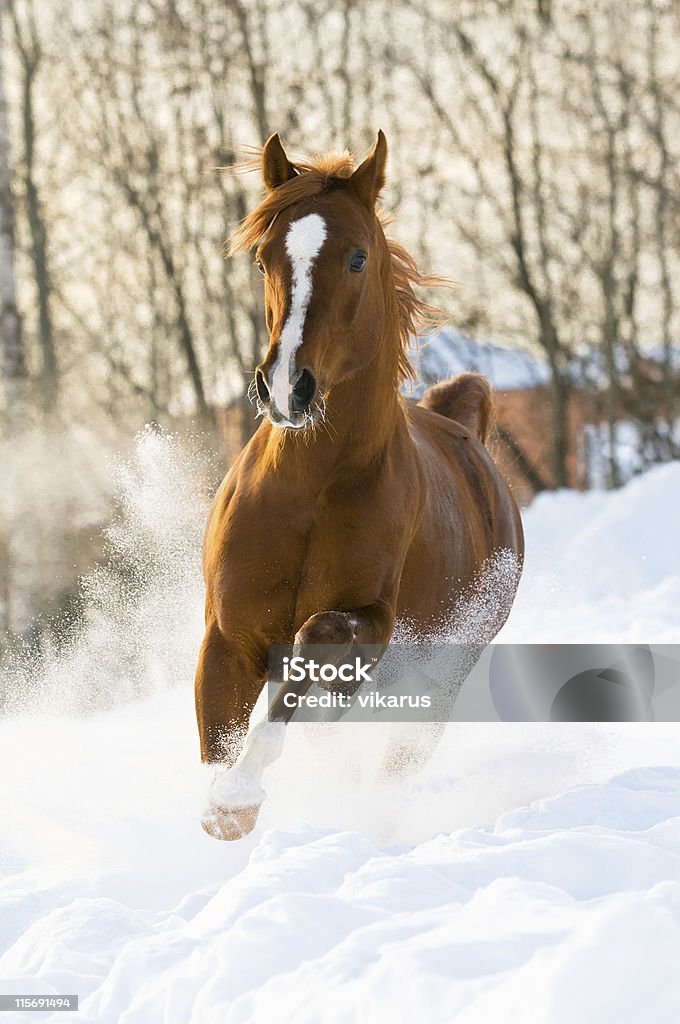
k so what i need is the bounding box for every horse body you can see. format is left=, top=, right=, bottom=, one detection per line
left=195, top=132, right=524, bottom=839
left=397, top=401, right=523, bottom=628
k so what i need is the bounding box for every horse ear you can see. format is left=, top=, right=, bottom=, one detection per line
left=262, top=133, right=297, bottom=190
left=349, top=130, right=388, bottom=208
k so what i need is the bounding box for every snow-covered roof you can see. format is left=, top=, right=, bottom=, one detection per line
left=407, top=329, right=550, bottom=394
left=407, top=328, right=680, bottom=396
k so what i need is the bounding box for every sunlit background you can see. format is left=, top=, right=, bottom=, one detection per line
left=1, top=0, right=679, bottom=655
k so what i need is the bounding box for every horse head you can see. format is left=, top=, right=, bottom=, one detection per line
left=251, top=132, right=389, bottom=429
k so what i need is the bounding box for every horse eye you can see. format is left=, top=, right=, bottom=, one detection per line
left=349, top=251, right=367, bottom=273
left=256, top=259, right=265, bottom=275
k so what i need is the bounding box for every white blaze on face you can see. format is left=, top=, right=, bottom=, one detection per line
left=269, top=213, right=327, bottom=419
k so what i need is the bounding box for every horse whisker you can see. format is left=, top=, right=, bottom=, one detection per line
left=246, top=378, right=259, bottom=406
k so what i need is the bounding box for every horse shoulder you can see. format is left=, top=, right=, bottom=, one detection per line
left=202, top=431, right=277, bottom=595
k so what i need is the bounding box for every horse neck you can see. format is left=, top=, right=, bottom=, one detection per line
left=267, top=275, right=405, bottom=478
left=327, top=334, right=402, bottom=452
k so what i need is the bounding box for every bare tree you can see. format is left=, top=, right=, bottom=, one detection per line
left=9, top=0, right=57, bottom=415
left=0, top=0, right=25, bottom=424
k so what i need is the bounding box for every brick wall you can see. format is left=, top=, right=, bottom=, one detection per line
left=493, top=386, right=600, bottom=506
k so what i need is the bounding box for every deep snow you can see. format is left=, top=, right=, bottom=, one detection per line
left=1, top=435, right=680, bottom=1023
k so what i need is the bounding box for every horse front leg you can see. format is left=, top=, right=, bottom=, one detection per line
left=266, top=603, right=394, bottom=717
left=275, top=602, right=395, bottom=700
left=296, top=602, right=394, bottom=651
left=195, top=622, right=282, bottom=841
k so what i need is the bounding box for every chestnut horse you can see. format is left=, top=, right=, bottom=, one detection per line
left=195, top=132, right=524, bottom=840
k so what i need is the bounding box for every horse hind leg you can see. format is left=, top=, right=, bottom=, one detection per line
left=419, top=372, right=494, bottom=443
left=380, top=721, right=446, bottom=778
left=379, top=648, right=481, bottom=781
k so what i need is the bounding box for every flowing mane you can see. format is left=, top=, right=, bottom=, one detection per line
left=228, top=150, right=448, bottom=382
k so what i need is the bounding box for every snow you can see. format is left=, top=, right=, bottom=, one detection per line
left=1, top=435, right=680, bottom=1022
left=501, top=460, right=680, bottom=642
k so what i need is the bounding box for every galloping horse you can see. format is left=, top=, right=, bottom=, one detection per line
left=195, top=132, right=524, bottom=840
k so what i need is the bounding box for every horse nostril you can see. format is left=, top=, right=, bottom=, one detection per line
left=255, top=368, right=270, bottom=405
left=291, top=369, right=317, bottom=412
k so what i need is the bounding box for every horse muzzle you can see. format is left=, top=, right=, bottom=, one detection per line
left=254, top=365, right=320, bottom=429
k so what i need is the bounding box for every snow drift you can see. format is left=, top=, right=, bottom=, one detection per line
left=1, top=435, right=679, bottom=1022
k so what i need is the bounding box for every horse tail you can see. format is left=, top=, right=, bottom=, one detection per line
left=418, top=372, right=494, bottom=445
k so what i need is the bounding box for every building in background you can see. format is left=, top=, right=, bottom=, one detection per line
left=411, top=330, right=680, bottom=506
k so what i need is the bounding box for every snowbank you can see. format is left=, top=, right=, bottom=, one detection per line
left=499, top=460, right=680, bottom=643
left=1, top=440, right=679, bottom=1022
left=4, top=738, right=680, bottom=1023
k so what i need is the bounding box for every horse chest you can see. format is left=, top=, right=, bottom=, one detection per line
left=215, top=495, right=307, bottom=604
left=212, top=483, right=384, bottom=641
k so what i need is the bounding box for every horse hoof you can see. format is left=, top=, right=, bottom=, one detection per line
left=201, top=803, right=261, bottom=841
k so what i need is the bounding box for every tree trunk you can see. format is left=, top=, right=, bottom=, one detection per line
left=0, top=1, right=26, bottom=425
left=9, top=0, right=57, bottom=416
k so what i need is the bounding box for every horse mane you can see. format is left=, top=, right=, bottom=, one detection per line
left=228, top=150, right=448, bottom=382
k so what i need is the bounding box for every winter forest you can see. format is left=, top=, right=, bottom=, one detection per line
left=1, top=0, right=679, bottom=648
